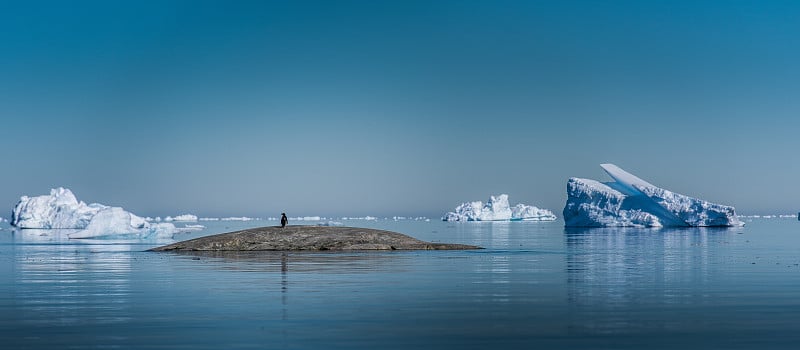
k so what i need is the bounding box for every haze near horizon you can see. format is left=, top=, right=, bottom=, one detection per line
left=2, top=1, right=799, bottom=218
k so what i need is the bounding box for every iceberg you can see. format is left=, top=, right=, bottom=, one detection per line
left=11, top=187, right=177, bottom=239
left=563, top=164, right=743, bottom=227
left=443, top=194, right=556, bottom=221
left=12, top=187, right=101, bottom=229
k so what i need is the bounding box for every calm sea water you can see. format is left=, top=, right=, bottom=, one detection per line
left=1, top=217, right=799, bottom=349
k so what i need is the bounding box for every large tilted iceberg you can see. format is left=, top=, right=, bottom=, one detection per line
left=11, top=187, right=177, bottom=239
left=563, top=164, right=743, bottom=227
left=443, top=194, right=556, bottom=221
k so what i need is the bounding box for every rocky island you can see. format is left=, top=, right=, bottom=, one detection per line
left=149, top=225, right=481, bottom=251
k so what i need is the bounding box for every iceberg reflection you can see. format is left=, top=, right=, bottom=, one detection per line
left=10, top=229, right=135, bottom=327
left=564, top=226, right=742, bottom=334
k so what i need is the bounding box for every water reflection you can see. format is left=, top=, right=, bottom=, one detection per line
left=9, top=229, right=136, bottom=328
left=10, top=228, right=81, bottom=243
left=564, top=226, right=742, bottom=334
left=8, top=228, right=175, bottom=247
left=450, top=221, right=518, bottom=249
left=6, top=219, right=796, bottom=349
left=456, top=223, right=512, bottom=302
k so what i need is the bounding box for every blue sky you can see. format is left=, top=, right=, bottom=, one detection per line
left=2, top=0, right=799, bottom=217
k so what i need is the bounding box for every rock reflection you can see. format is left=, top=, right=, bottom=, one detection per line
left=162, top=250, right=414, bottom=274
left=565, top=226, right=741, bottom=334
left=281, top=252, right=288, bottom=321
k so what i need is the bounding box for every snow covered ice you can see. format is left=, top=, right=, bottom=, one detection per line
left=443, top=194, right=556, bottom=221
left=563, top=164, right=743, bottom=227
left=11, top=187, right=177, bottom=238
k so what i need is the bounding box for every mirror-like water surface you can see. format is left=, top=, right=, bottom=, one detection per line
left=1, top=218, right=798, bottom=349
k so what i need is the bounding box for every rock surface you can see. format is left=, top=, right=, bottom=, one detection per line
left=149, top=226, right=481, bottom=251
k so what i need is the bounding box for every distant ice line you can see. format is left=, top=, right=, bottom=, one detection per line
left=147, top=215, right=431, bottom=222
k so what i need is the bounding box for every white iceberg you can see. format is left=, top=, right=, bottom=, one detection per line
left=12, top=187, right=101, bottom=229
left=511, top=203, right=558, bottom=221
left=11, top=187, right=177, bottom=239
left=443, top=194, right=556, bottom=221
left=563, top=164, right=743, bottom=227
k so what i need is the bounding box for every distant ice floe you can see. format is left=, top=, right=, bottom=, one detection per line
left=443, top=194, right=557, bottom=222
left=317, top=221, right=344, bottom=227
left=339, top=216, right=378, bottom=221
left=166, top=214, right=198, bottom=222
left=221, top=217, right=259, bottom=221
left=392, top=216, right=430, bottom=221
left=738, top=214, right=796, bottom=219
left=11, top=187, right=178, bottom=239
left=290, top=216, right=322, bottom=221
left=564, top=164, right=743, bottom=227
